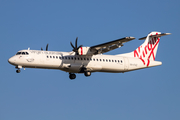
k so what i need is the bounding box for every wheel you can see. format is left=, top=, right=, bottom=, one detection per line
left=16, top=69, right=21, bottom=73
left=84, top=71, right=91, bottom=77
left=69, top=73, right=76, bottom=80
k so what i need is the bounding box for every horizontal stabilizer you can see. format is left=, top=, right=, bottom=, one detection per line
left=139, top=33, right=171, bottom=40
left=148, top=61, right=162, bottom=67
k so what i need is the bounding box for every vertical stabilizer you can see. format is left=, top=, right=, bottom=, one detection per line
left=134, top=31, right=161, bottom=66
left=118, top=31, right=171, bottom=66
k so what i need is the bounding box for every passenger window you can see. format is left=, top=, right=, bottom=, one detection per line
left=97, top=59, right=98, bottom=61
left=121, top=60, right=123, bottom=63
left=100, top=59, right=102, bottom=61
left=50, top=56, right=52, bottom=58
left=75, top=57, right=76, bottom=60
left=22, top=52, right=25, bottom=55
left=109, top=60, right=111, bottom=62
left=112, top=60, right=114, bottom=62
left=78, top=58, right=79, bottom=60
left=56, top=56, right=58, bottom=59
left=84, top=58, right=86, bottom=60
left=106, top=59, right=108, bottom=62
left=59, top=56, right=61, bottom=59
left=68, top=57, right=70, bottom=60
left=103, top=59, right=105, bottom=62
left=87, top=58, right=89, bottom=60
left=47, top=56, right=49, bottom=58
left=115, top=60, right=117, bottom=62
left=71, top=57, right=73, bottom=60
left=26, top=52, right=29, bottom=55
left=93, top=59, right=95, bottom=61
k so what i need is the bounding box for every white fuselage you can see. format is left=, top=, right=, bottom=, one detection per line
left=8, top=49, right=162, bottom=74
left=8, top=31, right=170, bottom=79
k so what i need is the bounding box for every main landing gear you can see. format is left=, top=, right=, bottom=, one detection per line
left=84, top=71, right=91, bottom=77
left=69, top=71, right=91, bottom=80
left=69, top=73, right=76, bottom=80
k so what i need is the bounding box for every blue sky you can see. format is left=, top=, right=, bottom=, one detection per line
left=1, top=0, right=180, bottom=120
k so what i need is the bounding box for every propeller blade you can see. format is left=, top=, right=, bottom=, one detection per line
left=70, top=42, right=75, bottom=49
left=70, top=37, right=82, bottom=55
left=77, top=45, right=83, bottom=49
left=75, top=37, right=78, bottom=48
left=46, top=44, right=49, bottom=51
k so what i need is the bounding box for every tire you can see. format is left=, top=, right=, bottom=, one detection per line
left=69, top=73, right=76, bottom=80
left=16, top=69, right=20, bottom=73
left=84, top=71, right=91, bottom=77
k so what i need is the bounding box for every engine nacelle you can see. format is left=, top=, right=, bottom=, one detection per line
left=78, top=47, right=92, bottom=55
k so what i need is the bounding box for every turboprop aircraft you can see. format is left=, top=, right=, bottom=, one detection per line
left=8, top=31, right=171, bottom=79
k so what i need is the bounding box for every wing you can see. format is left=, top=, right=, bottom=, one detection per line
left=90, top=37, right=135, bottom=55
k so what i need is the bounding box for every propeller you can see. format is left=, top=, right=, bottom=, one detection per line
left=70, top=37, right=82, bottom=55
left=41, top=44, right=49, bottom=51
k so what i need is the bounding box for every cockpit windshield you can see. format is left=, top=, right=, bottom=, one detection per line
left=16, top=52, right=29, bottom=55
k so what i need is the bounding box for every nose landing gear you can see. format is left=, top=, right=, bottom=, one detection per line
left=15, top=66, right=22, bottom=73
left=16, top=69, right=21, bottom=73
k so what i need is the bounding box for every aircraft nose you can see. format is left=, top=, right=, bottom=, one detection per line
left=8, top=57, right=13, bottom=64
left=8, top=57, right=15, bottom=64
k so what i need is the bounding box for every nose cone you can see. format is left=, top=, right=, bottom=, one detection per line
left=8, top=57, right=13, bottom=64
left=8, top=57, right=15, bottom=65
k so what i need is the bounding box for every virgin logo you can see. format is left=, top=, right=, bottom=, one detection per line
left=134, top=34, right=160, bottom=66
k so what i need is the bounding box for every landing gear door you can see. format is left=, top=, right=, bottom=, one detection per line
left=124, top=57, right=129, bottom=71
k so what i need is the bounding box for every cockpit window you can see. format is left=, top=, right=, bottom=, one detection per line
left=16, top=52, right=29, bottom=55
left=16, top=52, right=21, bottom=55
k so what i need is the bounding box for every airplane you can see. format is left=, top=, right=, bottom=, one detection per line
left=8, top=31, right=171, bottom=79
